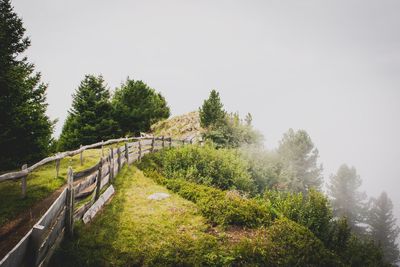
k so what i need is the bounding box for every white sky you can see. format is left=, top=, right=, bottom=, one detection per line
left=12, top=0, right=400, bottom=225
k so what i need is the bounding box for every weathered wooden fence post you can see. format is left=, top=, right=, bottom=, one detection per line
left=162, top=136, right=165, bottom=149
left=110, top=148, right=114, bottom=182
left=80, top=144, right=83, bottom=166
left=65, top=166, right=74, bottom=237
left=117, top=147, right=121, bottom=173
left=55, top=155, right=61, bottom=178
left=101, top=140, right=104, bottom=157
left=21, top=164, right=27, bottom=198
left=169, top=137, right=172, bottom=148
left=95, top=158, right=103, bottom=200
left=182, top=139, right=185, bottom=146
left=151, top=137, right=155, bottom=152
left=125, top=142, right=129, bottom=164
left=138, top=139, right=142, bottom=161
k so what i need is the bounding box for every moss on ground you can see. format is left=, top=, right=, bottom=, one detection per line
left=0, top=149, right=102, bottom=226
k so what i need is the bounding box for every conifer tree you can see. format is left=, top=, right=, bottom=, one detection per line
left=199, top=90, right=225, bottom=128
left=367, top=192, right=400, bottom=265
left=0, top=0, right=53, bottom=169
left=112, top=78, right=170, bottom=136
left=277, top=129, right=323, bottom=193
left=58, top=75, right=118, bottom=150
left=327, top=164, right=367, bottom=233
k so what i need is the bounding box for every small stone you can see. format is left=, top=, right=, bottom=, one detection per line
left=147, top=192, right=170, bottom=200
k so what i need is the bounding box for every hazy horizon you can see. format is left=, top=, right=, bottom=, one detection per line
left=12, top=0, right=400, bottom=227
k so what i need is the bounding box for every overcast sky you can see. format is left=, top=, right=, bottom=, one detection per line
left=12, top=0, right=400, bottom=225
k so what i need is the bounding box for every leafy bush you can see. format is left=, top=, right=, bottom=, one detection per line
left=233, top=218, right=340, bottom=266
left=142, top=144, right=256, bottom=193
left=146, top=232, right=233, bottom=266
left=239, top=146, right=290, bottom=193
left=203, top=113, right=263, bottom=149
left=265, top=189, right=333, bottom=244
left=142, top=170, right=274, bottom=228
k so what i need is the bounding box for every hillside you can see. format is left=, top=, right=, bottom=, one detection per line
left=150, top=111, right=203, bottom=141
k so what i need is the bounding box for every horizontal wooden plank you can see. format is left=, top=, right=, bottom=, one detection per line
left=73, top=197, right=95, bottom=221
left=0, top=229, right=32, bottom=267
left=73, top=161, right=100, bottom=180
left=100, top=174, right=110, bottom=190
left=83, top=185, right=115, bottom=224
left=75, top=182, right=96, bottom=200
left=141, top=139, right=153, bottom=146
left=128, top=141, right=139, bottom=148
left=36, top=188, right=67, bottom=231
left=74, top=172, right=97, bottom=197
left=36, top=209, right=66, bottom=264
left=38, top=227, right=65, bottom=267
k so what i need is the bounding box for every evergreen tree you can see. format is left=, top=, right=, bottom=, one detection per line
left=199, top=89, right=225, bottom=128
left=58, top=75, right=118, bottom=150
left=367, top=192, right=400, bottom=265
left=0, top=0, right=53, bottom=170
left=112, top=78, right=170, bottom=136
left=327, top=164, right=367, bottom=233
left=277, top=129, right=323, bottom=193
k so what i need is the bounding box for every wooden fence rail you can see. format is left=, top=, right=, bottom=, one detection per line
left=0, top=135, right=192, bottom=267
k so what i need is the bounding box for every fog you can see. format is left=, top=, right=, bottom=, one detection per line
left=12, top=0, right=400, bottom=226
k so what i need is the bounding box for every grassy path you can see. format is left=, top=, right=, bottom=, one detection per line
left=51, top=165, right=223, bottom=266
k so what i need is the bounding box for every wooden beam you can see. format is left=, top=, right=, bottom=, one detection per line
left=21, top=164, right=27, bottom=198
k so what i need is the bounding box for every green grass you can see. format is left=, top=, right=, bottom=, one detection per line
left=51, top=165, right=230, bottom=266
left=0, top=149, right=102, bottom=226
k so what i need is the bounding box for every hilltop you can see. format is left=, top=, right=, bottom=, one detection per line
left=150, top=111, right=203, bottom=141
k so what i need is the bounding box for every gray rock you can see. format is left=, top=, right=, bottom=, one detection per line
left=147, top=192, right=170, bottom=200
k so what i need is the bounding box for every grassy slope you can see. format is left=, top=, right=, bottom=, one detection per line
left=0, top=149, right=102, bottom=226
left=150, top=111, right=203, bottom=140
left=51, top=165, right=224, bottom=266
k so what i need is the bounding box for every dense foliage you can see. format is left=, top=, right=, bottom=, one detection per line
left=142, top=144, right=256, bottom=193
left=0, top=0, right=53, bottom=170
left=199, top=90, right=262, bottom=148
left=138, top=145, right=391, bottom=266
left=143, top=170, right=274, bottom=227
left=58, top=75, right=118, bottom=150
left=203, top=112, right=263, bottom=149
left=112, top=78, right=170, bottom=136
left=233, top=218, right=340, bottom=266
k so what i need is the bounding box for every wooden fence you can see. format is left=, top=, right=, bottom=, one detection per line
left=0, top=136, right=190, bottom=267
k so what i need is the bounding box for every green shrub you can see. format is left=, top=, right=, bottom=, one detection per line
left=146, top=232, right=233, bottom=266
left=142, top=170, right=274, bottom=228
left=265, top=189, right=332, bottom=244
left=233, top=218, right=341, bottom=267
left=141, top=144, right=256, bottom=193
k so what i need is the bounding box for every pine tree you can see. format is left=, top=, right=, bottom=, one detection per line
left=367, top=192, right=400, bottom=265
left=58, top=75, right=118, bottom=150
left=327, top=164, right=367, bottom=233
left=0, top=0, right=53, bottom=170
left=112, top=78, right=170, bottom=136
left=199, top=89, right=225, bottom=128
left=277, top=129, right=323, bottom=193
